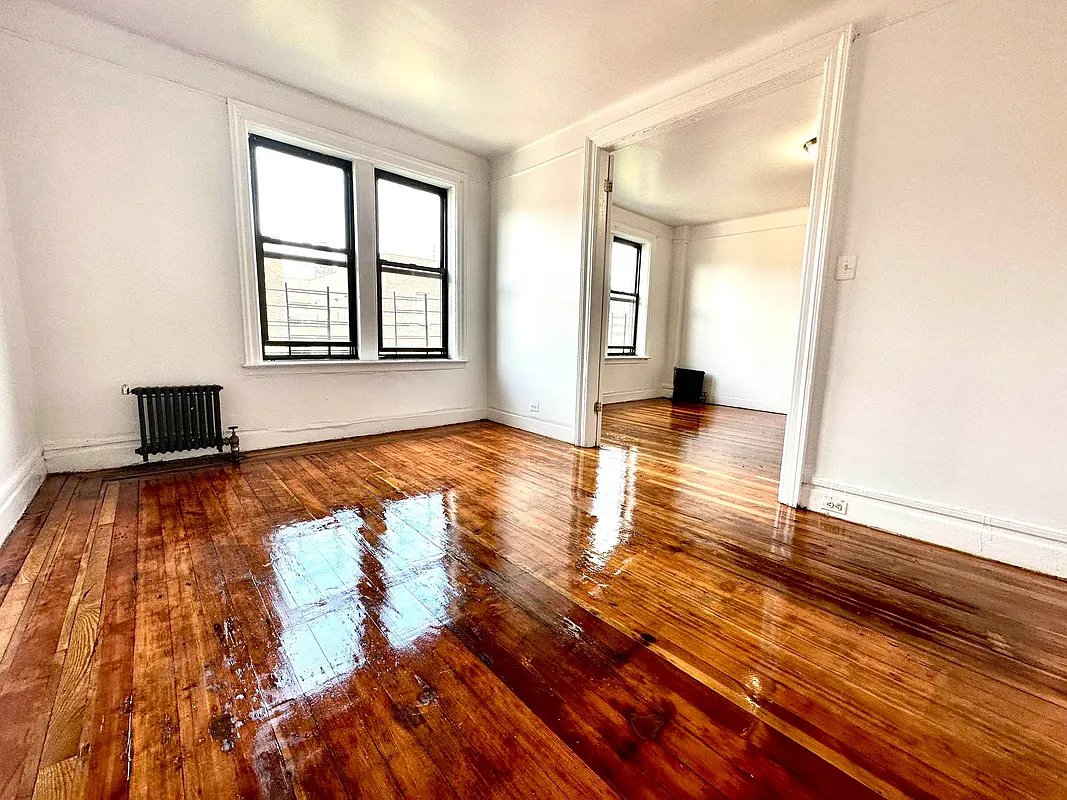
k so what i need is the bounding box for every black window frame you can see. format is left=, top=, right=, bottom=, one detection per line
left=374, top=169, right=449, bottom=359
left=607, top=235, right=643, bottom=357
left=248, top=134, right=358, bottom=361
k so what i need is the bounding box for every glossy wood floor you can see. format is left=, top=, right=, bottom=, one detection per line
left=2, top=400, right=1065, bottom=799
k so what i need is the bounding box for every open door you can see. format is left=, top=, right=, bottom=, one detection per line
left=575, top=146, right=614, bottom=447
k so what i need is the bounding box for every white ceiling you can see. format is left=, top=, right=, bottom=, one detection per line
left=612, top=76, right=822, bottom=226
left=44, top=0, right=840, bottom=156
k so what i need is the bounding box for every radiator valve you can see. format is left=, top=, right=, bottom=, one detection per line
left=223, top=426, right=241, bottom=460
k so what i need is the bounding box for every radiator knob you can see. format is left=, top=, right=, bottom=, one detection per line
left=225, top=426, right=241, bottom=459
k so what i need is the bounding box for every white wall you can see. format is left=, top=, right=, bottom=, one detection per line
left=488, top=151, right=585, bottom=440
left=600, top=207, right=674, bottom=404
left=0, top=3, right=490, bottom=471
left=806, top=0, right=1067, bottom=571
left=678, top=209, right=807, bottom=413
left=0, top=157, right=44, bottom=542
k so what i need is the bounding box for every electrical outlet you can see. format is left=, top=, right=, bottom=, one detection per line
left=821, top=495, right=848, bottom=515
left=835, top=254, right=857, bottom=280
left=528, top=401, right=540, bottom=414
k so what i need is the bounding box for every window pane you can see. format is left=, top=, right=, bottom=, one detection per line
left=263, top=257, right=350, bottom=344
left=254, top=145, right=347, bottom=248
left=377, top=177, right=442, bottom=267
left=380, top=270, right=444, bottom=351
left=608, top=297, right=637, bottom=350
left=611, top=239, right=640, bottom=294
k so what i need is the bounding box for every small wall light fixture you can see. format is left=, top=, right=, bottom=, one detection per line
left=803, top=136, right=818, bottom=158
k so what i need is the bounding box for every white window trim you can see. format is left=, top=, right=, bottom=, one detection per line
left=227, top=100, right=467, bottom=369
left=605, top=224, right=652, bottom=359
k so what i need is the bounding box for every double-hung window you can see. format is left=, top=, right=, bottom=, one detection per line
left=606, top=236, right=643, bottom=357
left=375, top=171, right=448, bottom=358
left=249, top=135, right=358, bottom=359
left=236, top=105, right=461, bottom=366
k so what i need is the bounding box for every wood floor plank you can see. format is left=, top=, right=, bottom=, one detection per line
left=1, top=400, right=1065, bottom=799
left=81, top=479, right=139, bottom=800
left=128, top=478, right=185, bottom=799
left=0, top=476, right=67, bottom=608
left=158, top=475, right=243, bottom=800
left=0, top=477, right=101, bottom=799
left=0, top=478, right=78, bottom=668
left=33, top=483, right=117, bottom=798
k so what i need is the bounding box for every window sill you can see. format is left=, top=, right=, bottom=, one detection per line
left=242, top=359, right=469, bottom=376
left=604, top=356, right=650, bottom=364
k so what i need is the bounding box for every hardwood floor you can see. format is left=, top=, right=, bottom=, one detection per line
left=1, top=399, right=1065, bottom=799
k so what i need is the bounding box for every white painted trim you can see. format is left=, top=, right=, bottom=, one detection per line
left=241, top=359, right=470, bottom=376
left=689, top=207, right=810, bottom=240
left=664, top=226, right=691, bottom=379
left=576, top=26, right=854, bottom=508
left=0, top=450, right=47, bottom=545
left=489, top=146, right=585, bottom=185
left=227, top=100, right=468, bottom=367
left=42, top=407, right=486, bottom=473
left=603, top=356, right=650, bottom=364
left=485, top=408, right=573, bottom=443
left=711, top=396, right=788, bottom=414
left=801, top=479, right=1067, bottom=578
left=589, top=29, right=844, bottom=150
left=777, top=27, right=853, bottom=508
left=611, top=206, right=675, bottom=239
left=602, top=388, right=663, bottom=405
left=574, top=144, right=613, bottom=447
left=652, top=389, right=786, bottom=414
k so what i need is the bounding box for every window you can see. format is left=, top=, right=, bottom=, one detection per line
left=234, top=104, right=465, bottom=366
left=375, top=170, right=448, bottom=358
left=249, top=135, right=357, bottom=359
left=607, top=236, right=643, bottom=357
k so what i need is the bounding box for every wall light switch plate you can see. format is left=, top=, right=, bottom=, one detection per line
left=821, top=495, right=848, bottom=515
left=529, top=402, right=540, bottom=414
left=835, top=254, right=857, bottom=280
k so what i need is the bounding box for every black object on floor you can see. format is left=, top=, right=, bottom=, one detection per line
left=672, top=367, right=705, bottom=403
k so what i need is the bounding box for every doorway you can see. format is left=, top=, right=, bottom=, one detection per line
left=575, top=27, right=853, bottom=507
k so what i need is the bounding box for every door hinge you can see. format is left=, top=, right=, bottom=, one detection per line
left=603, top=179, right=613, bottom=193
left=593, top=401, right=603, bottom=413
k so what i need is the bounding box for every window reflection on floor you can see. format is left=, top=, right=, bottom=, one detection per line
left=585, top=445, right=638, bottom=573
left=268, top=493, right=453, bottom=693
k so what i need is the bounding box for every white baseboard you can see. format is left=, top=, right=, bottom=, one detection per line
left=486, top=407, right=574, bottom=443
left=602, top=388, right=664, bottom=404
left=711, top=395, right=788, bottom=414
left=801, top=478, right=1067, bottom=579
left=659, top=384, right=786, bottom=413
left=0, top=449, right=47, bottom=546
left=42, top=407, right=487, bottom=472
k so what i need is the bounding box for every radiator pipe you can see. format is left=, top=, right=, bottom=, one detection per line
left=223, top=426, right=241, bottom=461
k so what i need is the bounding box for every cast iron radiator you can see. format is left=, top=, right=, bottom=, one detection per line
left=130, top=385, right=224, bottom=462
